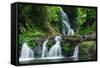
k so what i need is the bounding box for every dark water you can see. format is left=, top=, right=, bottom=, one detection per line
left=19, top=57, right=78, bottom=64
left=19, top=56, right=96, bottom=64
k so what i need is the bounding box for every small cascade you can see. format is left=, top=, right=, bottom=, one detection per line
left=48, top=36, right=62, bottom=57
left=42, top=39, right=48, bottom=58
left=19, top=42, right=34, bottom=61
left=72, top=44, right=79, bottom=60
left=60, top=8, right=74, bottom=35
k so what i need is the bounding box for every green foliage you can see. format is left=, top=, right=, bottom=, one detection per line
left=19, top=35, right=36, bottom=48
left=79, top=26, right=92, bottom=35
left=61, top=40, right=74, bottom=56
left=76, top=8, right=96, bottom=35
left=76, top=8, right=87, bottom=26
left=47, top=38, right=55, bottom=48
left=47, top=6, right=60, bottom=22
left=47, top=6, right=61, bottom=33
left=62, top=43, right=71, bottom=55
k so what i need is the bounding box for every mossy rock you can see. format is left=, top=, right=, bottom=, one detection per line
left=79, top=41, right=96, bottom=60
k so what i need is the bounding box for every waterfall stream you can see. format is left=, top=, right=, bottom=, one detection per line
left=72, top=44, right=79, bottom=60
left=19, top=42, right=34, bottom=61
left=60, top=8, right=74, bottom=35
left=42, top=39, right=48, bottom=58
left=48, top=36, right=62, bottom=57
left=60, top=7, right=79, bottom=60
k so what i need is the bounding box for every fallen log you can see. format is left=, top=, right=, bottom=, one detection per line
left=62, top=35, right=96, bottom=42
left=32, top=34, right=96, bottom=42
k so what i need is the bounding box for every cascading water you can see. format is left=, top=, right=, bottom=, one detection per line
left=60, top=8, right=74, bottom=35
left=60, top=7, right=79, bottom=60
left=19, top=42, right=34, bottom=61
left=48, top=36, right=62, bottom=57
left=72, top=44, right=79, bottom=60
left=42, top=39, right=48, bottom=58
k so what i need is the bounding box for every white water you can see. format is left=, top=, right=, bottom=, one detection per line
left=19, top=42, right=34, bottom=61
left=48, top=36, right=62, bottom=57
left=72, top=44, right=79, bottom=60
left=60, top=8, right=74, bottom=35
left=42, top=39, right=48, bottom=58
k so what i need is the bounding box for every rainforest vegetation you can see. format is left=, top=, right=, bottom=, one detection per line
left=18, top=4, right=97, bottom=60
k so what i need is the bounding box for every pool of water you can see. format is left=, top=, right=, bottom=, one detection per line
left=19, top=57, right=77, bottom=64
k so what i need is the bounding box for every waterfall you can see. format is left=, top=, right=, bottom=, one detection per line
left=60, top=8, right=79, bottom=60
left=42, top=39, right=48, bottom=58
left=19, top=42, right=34, bottom=61
left=48, top=36, right=62, bottom=57
left=60, top=8, right=74, bottom=35
left=72, top=44, right=79, bottom=60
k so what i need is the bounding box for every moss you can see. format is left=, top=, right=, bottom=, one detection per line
left=79, top=41, right=96, bottom=60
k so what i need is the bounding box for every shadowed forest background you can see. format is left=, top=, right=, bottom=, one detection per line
left=18, top=4, right=97, bottom=60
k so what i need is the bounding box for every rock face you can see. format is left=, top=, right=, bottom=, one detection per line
left=33, top=40, right=43, bottom=58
